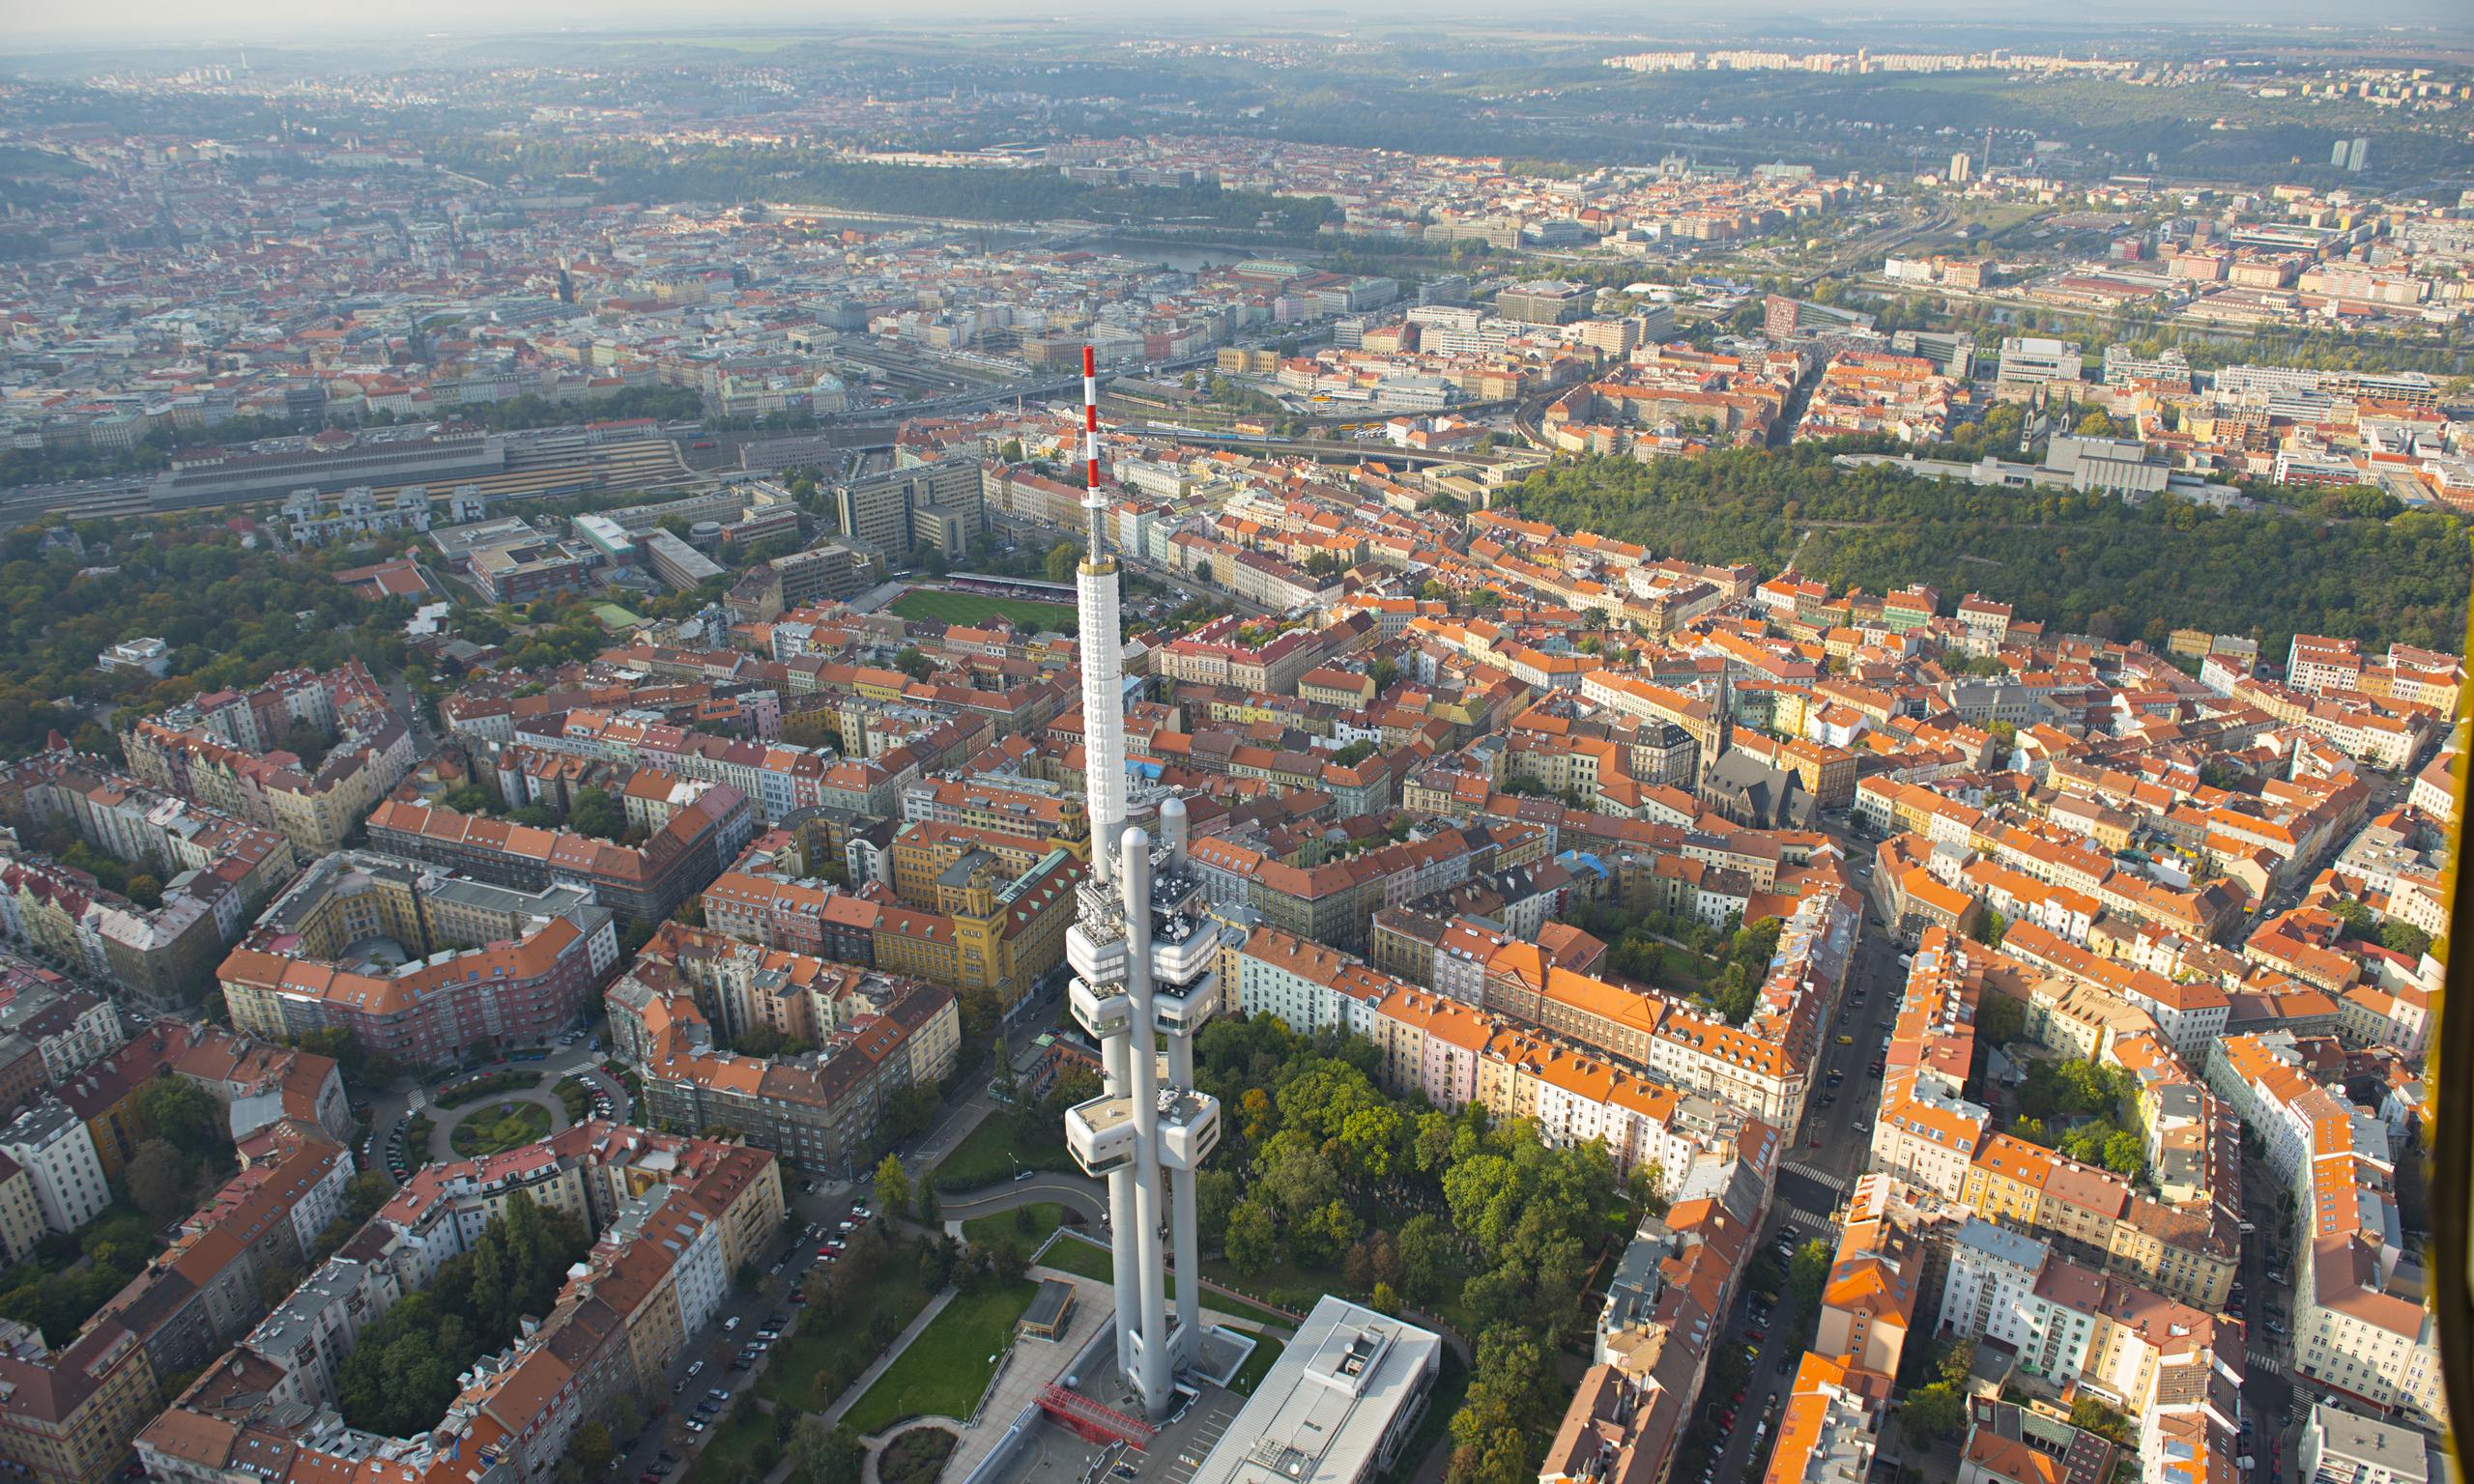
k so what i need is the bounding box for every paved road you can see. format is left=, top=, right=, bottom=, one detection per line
left=366, top=1041, right=629, bottom=1184
left=616, top=1178, right=887, bottom=1484
left=424, top=1083, right=576, bottom=1163
left=1698, top=849, right=1906, bottom=1484
left=943, top=1174, right=1108, bottom=1229
left=2239, top=1149, right=2299, bottom=1482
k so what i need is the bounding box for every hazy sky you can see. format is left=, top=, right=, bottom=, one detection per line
left=6, top=0, right=2472, bottom=45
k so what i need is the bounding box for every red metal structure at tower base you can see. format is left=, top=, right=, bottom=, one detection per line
left=1036, top=1384, right=1156, bottom=1450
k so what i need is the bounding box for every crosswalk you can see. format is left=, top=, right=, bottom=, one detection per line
left=1775, top=1201, right=1841, bottom=1231
left=2249, top=1349, right=2285, bottom=1377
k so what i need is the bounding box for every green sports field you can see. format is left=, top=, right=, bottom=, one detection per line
left=887, top=588, right=1078, bottom=631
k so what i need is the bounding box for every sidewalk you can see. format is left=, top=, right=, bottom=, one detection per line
left=819, top=1288, right=960, bottom=1430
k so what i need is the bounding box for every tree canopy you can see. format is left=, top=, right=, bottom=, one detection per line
left=1505, top=447, right=2469, bottom=660
left=334, top=1193, right=589, bottom=1436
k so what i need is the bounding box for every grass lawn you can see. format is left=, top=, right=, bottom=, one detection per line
left=888, top=588, right=1077, bottom=632
left=932, top=1109, right=1075, bottom=1190
left=755, top=1264, right=937, bottom=1413
left=841, top=1280, right=1041, bottom=1435
left=680, top=1401, right=774, bottom=1484
left=1199, top=1255, right=1346, bottom=1321
left=450, top=1100, right=552, bottom=1157
left=1228, top=1333, right=1285, bottom=1397
left=1039, top=1237, right=1296, bottom=1331
left=590, top=603, right=644, bottom=631
left=1950, top=200, right=2051, bottom=235
left=961, top=1202, right=1064, bottom=1248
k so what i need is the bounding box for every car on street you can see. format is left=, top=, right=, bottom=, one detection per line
left=1835, top=1035, right=1854, bottom=1045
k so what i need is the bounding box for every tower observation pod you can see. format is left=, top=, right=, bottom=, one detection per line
left=1061, top=347, right=1225, bottom=1421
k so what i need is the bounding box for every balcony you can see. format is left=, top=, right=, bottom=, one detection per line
left=1065, top=1095, right=1137, bottom=1177
left=1072, top=975, right=1132, bottom=1041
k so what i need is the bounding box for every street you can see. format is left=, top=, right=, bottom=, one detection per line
left=611, top=1174, right=883, bottom=1484
left=2238, top=1148, right=2299, bottom=1483
left=1693, top=876, right=1907, bottom=1484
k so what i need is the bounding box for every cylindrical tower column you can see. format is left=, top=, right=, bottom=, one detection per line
left=1120, top=828, right=1171, bottom=1417
left=1160, top=795, right=1189, bottom=869
left=1101, top=1029, right=1138, bottom=1381
left=1075, top=345, right=1124, bottom=889
left=1165, top=1017, right=1200, bottom=1360
left=1170, top=1162, right=1200, bottom=1361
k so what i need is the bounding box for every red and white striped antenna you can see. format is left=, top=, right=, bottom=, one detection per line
left=1080, top=344, right=1108, bottom=556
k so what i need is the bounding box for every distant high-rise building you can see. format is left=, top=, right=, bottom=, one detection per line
left=1948, top=151, right=1973, bottom=185
left=2345, top=137, right=2370, bottom=173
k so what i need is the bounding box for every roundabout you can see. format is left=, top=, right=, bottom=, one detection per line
left=428, top=1085, right=570, bottom=1162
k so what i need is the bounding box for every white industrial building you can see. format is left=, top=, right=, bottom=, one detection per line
left=1185, top=1297, right=1442, bottom=1484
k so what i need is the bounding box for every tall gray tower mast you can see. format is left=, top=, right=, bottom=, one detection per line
left=1062, top=347, right=1223, bottom=1420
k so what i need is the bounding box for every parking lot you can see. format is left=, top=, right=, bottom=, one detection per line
left=1149, top=1390, right=1243, bottom=1484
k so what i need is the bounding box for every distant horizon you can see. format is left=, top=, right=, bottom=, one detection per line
left=7, top=2, right=2474, bottom=51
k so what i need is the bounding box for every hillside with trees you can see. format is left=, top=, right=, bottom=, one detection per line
left=1504, top=447, right=2470, bottom=660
